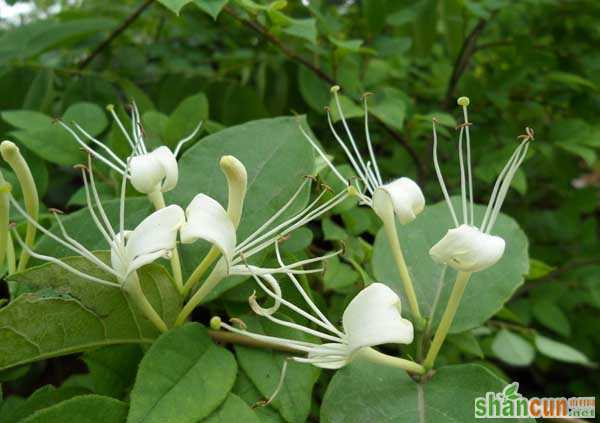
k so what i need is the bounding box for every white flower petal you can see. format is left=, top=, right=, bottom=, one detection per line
left=372, top=177, right=425, bottom=225
left=152, top=146, right=178, bottom=192
left=306, top=343, right=351, bottom=369
left=180, top=193, right=236, bottom=262
left=124, top=205, right=185, bottom=274
left=429, top=224, right=506, bottom=272
left=129, top=153, right=163, bottom=194
left=342, top=283, right=414, bottom=352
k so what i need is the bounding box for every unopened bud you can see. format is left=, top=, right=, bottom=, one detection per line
left=220, top=155, right=247, bottom=228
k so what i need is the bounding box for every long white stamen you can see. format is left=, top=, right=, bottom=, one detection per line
left=432, top=120, right=459, bottom=227
left=292, top=355, right=347, bottom=364
left=80, top=170, right=114, bottom=245
left=219, top=321, right=317, bottom=352
left=363, top=95, right=383, bottom=185
left=107, top=106, right=137, bottom=153
left=11, top=227, right=119, bottom=287
left=480, top=141, right=525, bottom=231
left=462, top=106, right=474, bottom=225
left=484, top=141, right=529, bottom=233
left=51, top=211, right=116, bottom=275
left=174, top=122, right=203, bottom=157
left=72, top=123, right=127, bottom=169
left=457, top=127, right=468, bottom=224
left=331, top=89, right=374, bottom=191
left=119, top=168, right=127, bottom=238
left=298, top=124, right=347, bottom=185
left=365, top=162, right=379, bottom=191
left=257, top=360, right=288, bottom=407
left=326, top=109, right=374, bottom=193
left=87, top=157, right=116, bottom=238
left=275, top=243, right=345, bottom=337
left=236, top=180, right=310, bottom=252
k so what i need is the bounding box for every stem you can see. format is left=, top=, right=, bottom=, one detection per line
left=0, top=173, right=10, bottom=268
left=208, top=330, right=298, bottom=353
left=175, top=260, right=227, bottom=326
left=382, top=217, right=424, bottom=328
left=1, top=141, right=39, bottom=272
left=182, top=246, right=220, bottom=295
left=148, top=190, right=183, bottom=293
left=423, top=271, right=472, bottom=369
left=123, top=272, right=168, bottom=333
left=355, top=347, right=425, bottom=375
left=6, top=232, right=16, bottom=275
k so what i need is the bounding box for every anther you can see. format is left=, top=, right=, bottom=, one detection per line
left=48, top=208, right=64, bottom=215
left=229, top=317, right=247, bottom=330
left=330, top=85, right=340, bottom=93
left=457, top=96, right=470, bottom=107
left=455, top=122, right=473, bottom=130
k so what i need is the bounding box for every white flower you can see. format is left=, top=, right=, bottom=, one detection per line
left=11, top=157, right=184, bottom=286
left=59, top=102, right=201, bottom=195
left=429, top=98, right=533, bottom=273
left=214, top=246, right=413, bottom=369
left=298, top=87, right=425, bottom=225
left=180, top=174, right=348, bottom=277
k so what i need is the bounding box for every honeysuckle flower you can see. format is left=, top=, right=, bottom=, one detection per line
left=59, top=102, right=202, bottom=196
left=212, top=246, right=413, bottom=369
left=429, top=97, right=533, bottom=273
left=298, top=86, right=425, bottom=225
left=10, top=157, right=185, bottom=287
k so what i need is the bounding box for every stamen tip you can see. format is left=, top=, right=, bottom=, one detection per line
left=362, top=92, right=373, bottom=100
left=49, top=208, right=64, bottom=215
left=330, top=85, right=340, bottom=94
left=209, top=316, right=222, bottom=330
left=106, top=104, right=115, bottom=112
left=457, top=96, right=470, bottom=107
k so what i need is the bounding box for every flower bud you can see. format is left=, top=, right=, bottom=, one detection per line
left=219, top=155, right=247, bottom=228
left=129, top=146, right=178, bottom=194
left=372, top=177, right=425, bottom=225
left=429, top=224, right=505, bottom=272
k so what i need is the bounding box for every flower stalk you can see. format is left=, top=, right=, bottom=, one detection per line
left=355, top=347, right=425, bottom=375
left=123, top=272, right=168, bottom=333
left=423, top=270, right=471, bottom=369
left=0, top=172, right=11, bottom=269
left=0, top=141, right=39, bottom=271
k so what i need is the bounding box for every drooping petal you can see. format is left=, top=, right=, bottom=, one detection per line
left=180, top=193, right=236, bottom=262
left=342, top=283, right=414, bottom=352
left=372, top=177, right=425, bottom=225
left=124, top=205, right=185, bottom=274
left=429, top=224, right=506, bottom=272
left=129, top=153, right=164, bottom=194
left=152, top=146, right=179, bottom=192
left=305, top=343, right=351, bottom=369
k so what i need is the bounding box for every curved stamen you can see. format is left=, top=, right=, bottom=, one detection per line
left=457, top=127, right=468, bottom=224
left=462, top=105, right=474, bottom=226
left=219, top=321, right=318, bottom=352
left=174, top=121, right=203, bottom=157
left=298, top=123, right=348, bottom=185
left=107, top=105, right=137, bottom=153
left=363, top=94, right=383, bottom=185
left=432, top=119, right=459, bottom=227
left=86, top=157, right=116, bottom=238
left=72, top=123, right=127, bottom=169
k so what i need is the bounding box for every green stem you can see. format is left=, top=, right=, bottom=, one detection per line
left=423, top=271, right=472, bottom=369
left=1, top=141, right=39, bottom=272
left=182, top=246, right=220, bottom=296
left=175, top=260, right=227, bottom=326
left=148, top=190, right=183, bottom=293
left=123, top=272, right=168, bottom=333
left=382, top=217, right=424, bottom=328
left=355, top=347, right=425, bottom=375
left=6, top=232, right=16, bottom=275
left=0, top=172, right=10, bottom=268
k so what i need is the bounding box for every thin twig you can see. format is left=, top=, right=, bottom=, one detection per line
left=515, top=257, right=600, bottom=296
left=222, top=5, right=426, bottom=181
left=78, top=0, right=155, bottom=69
left=444, top=14, right=496, bottom=107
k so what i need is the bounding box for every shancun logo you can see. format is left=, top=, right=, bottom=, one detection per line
left=474, top=382, right=595, bottom=419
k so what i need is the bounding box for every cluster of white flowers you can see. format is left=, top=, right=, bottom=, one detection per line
left=5, top=92, right=531, bottom=374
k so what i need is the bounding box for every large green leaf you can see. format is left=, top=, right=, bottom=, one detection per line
left=372, top=199, right=529, bottom=333
left=20, top=395, right=127, bottom=423
left=167, top=116, right=314, bottom=293
left=0, top=254, right=181, bottom=371
left=321, top=361, right=533, bottom=423
left=204, top=394, right=261, bottom=423
left=233, top=315, right=320, bottom=423
left=127, top=323, right=237, bottom=423
left=491, top=330, right=535, bottom=367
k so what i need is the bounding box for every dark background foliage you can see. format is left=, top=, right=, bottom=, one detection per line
left=0, top=0, right=598, bottom=418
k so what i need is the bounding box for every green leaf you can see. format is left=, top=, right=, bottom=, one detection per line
left=23, top=69, right=54, bottom=113
left=168, top=117, right=314, bottom=295
left=1, top=110, right=53, bottom=131
left=298, top=67, right=329, bottom=113
left=233, top=315, right=320, bottom=423
left=1, top=384, right=89, bottom=422
left=20, top=395, right=127, bottom=423
left=447, top=331, right=484, bottom=358
left=531, top=300, right=571, bottom=337
left=10, top=126, right=82, bottom=166
left=372, top=198, right=529, bottom=333
left=324, top=256, right=358, bottom=292
left=328, top=95, right=363, bottom=123
left=368, top=87, right=407, bottom=131
left=232, top=370, right=285, bottom=422
left=204, top=394, right=261, bottom=423
left=63, top=102, right=108, bottom=137
left=321, top=218, right=348, bottom=241
left=157, top=0, right=193, bottom=14
left=127, top=323, right=237, bottom=423
left=322, top=361, right=533, bottom=422
left=193, top=0, right=229, bottom=20
left=534, top=335, right=592, bottom=365
left=0, top=253, right=181, bottom=371
left=164, top=93, right=208, bottom=148
left=526, top=258, right=555, bottom=279
left=491, top=329, right=535, bottom=367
